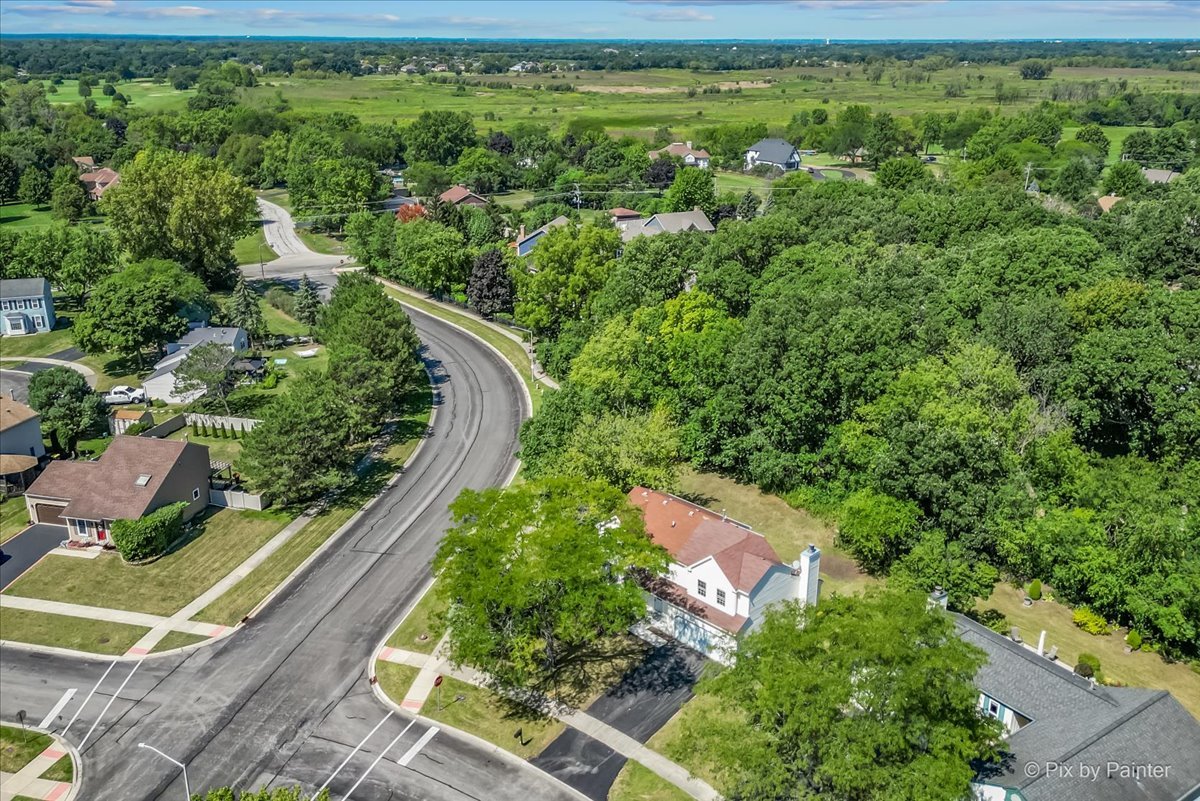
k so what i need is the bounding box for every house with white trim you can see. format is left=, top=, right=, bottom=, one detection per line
left=0, top=277, right=56, bottom=336
left=629, top=487, right=820, bottom=664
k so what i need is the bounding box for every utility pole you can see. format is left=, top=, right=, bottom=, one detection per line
left=572, top=182, right=581, bottom=210
left=1023, top=162, right=1033, bottom=192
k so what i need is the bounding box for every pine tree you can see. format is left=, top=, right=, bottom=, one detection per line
left=736, top=189, right=760, bottom=221
left=191, top=419, right=199, bottom=436
left=226, top=274, right=266, bottom=344
left=294, top=274, right=320, bottom=332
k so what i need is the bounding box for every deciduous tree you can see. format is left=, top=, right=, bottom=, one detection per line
left=466, top=247, right=514, bottom=318
left=27, top=366, right=107, bottom=455
left=174, top=341, right=235, bottom=414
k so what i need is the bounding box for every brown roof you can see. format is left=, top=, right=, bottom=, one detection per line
left=645, top=575, right=749, bottom=634
left=0, top=453, right=39, bottom=474
left=438, top=185, right=485, bottom=205
left=0, top=398, right=39, bottom=433
left=629, top=487, right=783, bottom=593
left=609, top=207, right=642, bottom=219
left=79, top=168, right=120, bottom=200
left=649, top=142, right=711, bottom=160
left=26, top=436, right=206, bottom=521
left=72, top=156, right=96, bottom=169
left=112, top=408, right=152, bottom=420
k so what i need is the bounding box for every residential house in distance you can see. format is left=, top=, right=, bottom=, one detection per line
left=628, top=487, right=820, bottom=664
left=954, top=612, right=1200, bottom=801
left=79, top=167, right=120, bottom=201
left=0, top=277, right=56, bottom=336
left=143, top=326, right=249, bottom=405
left=109, top=407, right=154, bottom=435
left=71, top=156, right=95, bottom=171
left=0, top=397, right=47, bottom=492
left=512, top=215, right=570, bottom=257
left=437, top=185, right=489, bottom=207
left=617, top=209, right=715, bottom=243
left=609, top=207, right=643, bottom=224
left=1141, top=167, right=1180, bottom=184
left=744, top=138, right=802, bottom=171
left=24, top=435, right=211, bottom=545
left=1097, top=194, right=1123, bottom=213
left=649, top=141, right=711, bottom=169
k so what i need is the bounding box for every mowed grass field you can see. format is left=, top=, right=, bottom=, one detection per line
left=56, top=66, right=1199, bottom=142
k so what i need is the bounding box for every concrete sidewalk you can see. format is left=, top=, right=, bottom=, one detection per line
left=0, top=741, right=73, bottom=801
left=375, top=644, right=719, bottom=801
left=0, top=595, right=222, bottom=637
left=124, top=511, right=314, bottom=655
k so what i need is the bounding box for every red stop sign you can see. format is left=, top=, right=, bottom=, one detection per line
left=433, top=675, right=444, bottom=687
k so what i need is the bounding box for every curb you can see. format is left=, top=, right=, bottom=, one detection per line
left=0, top=720, right=83, bottom=801
left=367, top=667, right=591, bottom=801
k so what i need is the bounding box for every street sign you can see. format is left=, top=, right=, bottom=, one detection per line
left=433, top=675, right=444, bottom=688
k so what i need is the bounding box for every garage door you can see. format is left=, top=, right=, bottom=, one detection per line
left=33, top=503, right=65, bottom=525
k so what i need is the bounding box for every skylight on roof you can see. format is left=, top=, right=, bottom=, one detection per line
left=135, top=474, right=152, bottom=487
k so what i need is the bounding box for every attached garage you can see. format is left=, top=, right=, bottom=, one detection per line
left=30, top=501, right=67, bottom=526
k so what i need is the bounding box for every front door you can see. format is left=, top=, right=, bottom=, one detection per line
left=97, top=522, right=108, bottom=542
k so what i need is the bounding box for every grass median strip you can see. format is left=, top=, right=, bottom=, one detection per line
left=608, top=761, right=691, bottom=801
left=0, top=608, right=149, bottom=655
left=421, top=676, right=565, bottom=760
left=0, top=724, right=53, bottom=774
left=374, top=661, right=420, bottom=705
left=3, top=508, right=291, bottom=617
left=194, top=397, right=432, bottom=627
left=385, top=585, right=448, bottom=655
left=40, top=754, right=74, bottom=782
left=380, top=284, right=544, bottom=414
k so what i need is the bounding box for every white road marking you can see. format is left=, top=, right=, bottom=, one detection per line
left=78, top=659, right=142, bottom=750
left=62, top=660, right=117, bottom=738
left=38, top=688, right=77, bottom=730
left=339, top=720, right=415, bottom=801
left=316, top=710, right=393, bottom=794
left=397, top=726, right=438, bottom=767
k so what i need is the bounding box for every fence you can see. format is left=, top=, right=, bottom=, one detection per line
left=210, top=489, right=270, bottom=511
left=140, top=414, right=187, bottom=439
left=185, top=413, right=260, bottom=434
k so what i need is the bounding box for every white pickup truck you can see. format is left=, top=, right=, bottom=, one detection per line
left=103, top=385, right=147, bottom=405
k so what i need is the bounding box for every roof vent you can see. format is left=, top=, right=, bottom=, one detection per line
left=135, top=474, right=152, bottom=487
left=671, top=520, right=676, bottom=527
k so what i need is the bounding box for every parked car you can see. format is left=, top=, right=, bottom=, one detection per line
left=104, top=385, right=146, bottom=405
left=923, top=155, right=938, bottom=163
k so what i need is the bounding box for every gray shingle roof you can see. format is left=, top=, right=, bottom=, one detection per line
left=956, top=615, right=1200, bottom=801
left=620, top=210, right=715, bottom=242
left=746, top=138, right=799, bottom=165
left=0, top=277, right=51, bottom=298
left=177, top=327, right=245, bottom=347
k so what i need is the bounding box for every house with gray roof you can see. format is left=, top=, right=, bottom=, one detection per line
left=744, top=138, right=801, bottom=172
left=617, top=209, right=715, bottom=243
left=955, top=614, right=1200, bottom=801
left=513, top=215, right=571, bottom=258
left=143, top=326, right=249, bottom=405
left=1141, top=167, right=1181, bottom=184
left=0, top=277, right=56, bottom=337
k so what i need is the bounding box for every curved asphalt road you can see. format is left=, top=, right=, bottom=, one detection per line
left=0, top=201, right=562, bottom=800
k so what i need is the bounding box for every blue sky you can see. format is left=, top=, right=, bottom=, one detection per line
left=2, top=0, right=1198, bottom=40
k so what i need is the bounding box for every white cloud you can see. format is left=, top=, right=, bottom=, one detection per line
left=628, top=6, right=717, bottom=21
left=9, top=0, right=215, bottom=18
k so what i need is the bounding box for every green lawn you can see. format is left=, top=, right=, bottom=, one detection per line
left=421, top=676, right=565, bottom=760
left=150, top=630, right=210, bottom=653
left=40, top=754, right=74, bottom=782
left=0, top=323, right=75, bottom=360
left=42, top=78, right=195, bottom=113
left=978, top=583, right=1200, bottom=720
left=258, top=188, right=292, bottom=212
left=0, top=497, right=31, bottom=544
left=194, top=391, right=431, bottom=626
left=386, top=583, right=449, bottom=655
left=166, top=428, right=243, bottom=469
left=713, top=171, right=773, bottom=196
left=0, top=202, right=56, bottom=231
left=492, top=189, right=535, bottom=209
left=0, top=608, right=149, bottom=655
left=375, top=661, right=420, bottom=706
left=258, top=294, right=310, bottom=337
left=609, top=761, right=690, bottom=801
left=380, top=283, right=543, bottom=414
left=677, top=469, right=875, bottom=596
left=3, top=508, right=291, bottom=617
left=297, top=227, right=347, bottom=255
left=644, top=692, right=736, bottom=791
left=1063, top=125, right=1143, bottom=165
left=233, top=223, right=278, bottom=266
left=0, top=724, right=53, bottom=774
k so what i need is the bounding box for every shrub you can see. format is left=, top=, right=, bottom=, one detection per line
left=1073, top=660, right=1094, bottom=678
left=110, top=502, right=187, bottom=562
left=973, top=608, right=1009, bottom=634
left=265, top=286, right=295, bottom=316
left=191, top=420, right=199, bottom=436
left=124, top=421, right=152, bottom=436
left=1125, top=630, right=1142, bottom=650
left=261, top=372, right=279, bottom=390
left=1072, top=606, right=1111, bottom=635
left=1027, top=579, right=1042, bottom=601
left=1074, top=652, right=1103, bottom=682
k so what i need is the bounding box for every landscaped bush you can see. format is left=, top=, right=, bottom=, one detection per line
left=265, top=286, right=295, bottom=316
left=110, top=502, right=187, bottom=562
left=1074, top=652, right=1103, bottom=682
left=1027, top=579, right=1042, bottom=600
left=1072, top=607, right=1112, bottom=635
left=124, top=421, right=152, bottom=436
left=260, top=372, right=279, bottom=390
left=972, top=608, right=1009, bottom=634
left=1126, top=630, right=1142, bottom=650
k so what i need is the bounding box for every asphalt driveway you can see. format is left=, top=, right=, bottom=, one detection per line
left=0, top=523, right=66, bottom=589
left=531, top=640, right=706, bottom=800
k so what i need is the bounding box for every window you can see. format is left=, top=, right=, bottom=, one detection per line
left=192, top=487, right=201, bottom=501
left=697, top=580, right=707, bottom=598
left=984, top=698, right=1003, bottom=720
left=716, top=589, right=726, bottom=606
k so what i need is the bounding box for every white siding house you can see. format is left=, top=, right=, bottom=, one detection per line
left=630, top=487, right=820, bottom=664
left=143, top=326, right=249, bottom=405
left=0, top=277, right=56, bottom=336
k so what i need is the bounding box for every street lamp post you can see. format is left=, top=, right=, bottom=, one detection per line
left=139, top=742, right=191, bottom=801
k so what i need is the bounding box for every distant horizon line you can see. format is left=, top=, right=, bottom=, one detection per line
left=2, top=33, right=1197, bottom=44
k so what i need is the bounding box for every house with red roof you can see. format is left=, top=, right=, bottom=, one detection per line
left=437, top=185, right=488, bottom=207
left=649, top=142, right=711, bottom=169
left=629, top=487, right=820, bottom=663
